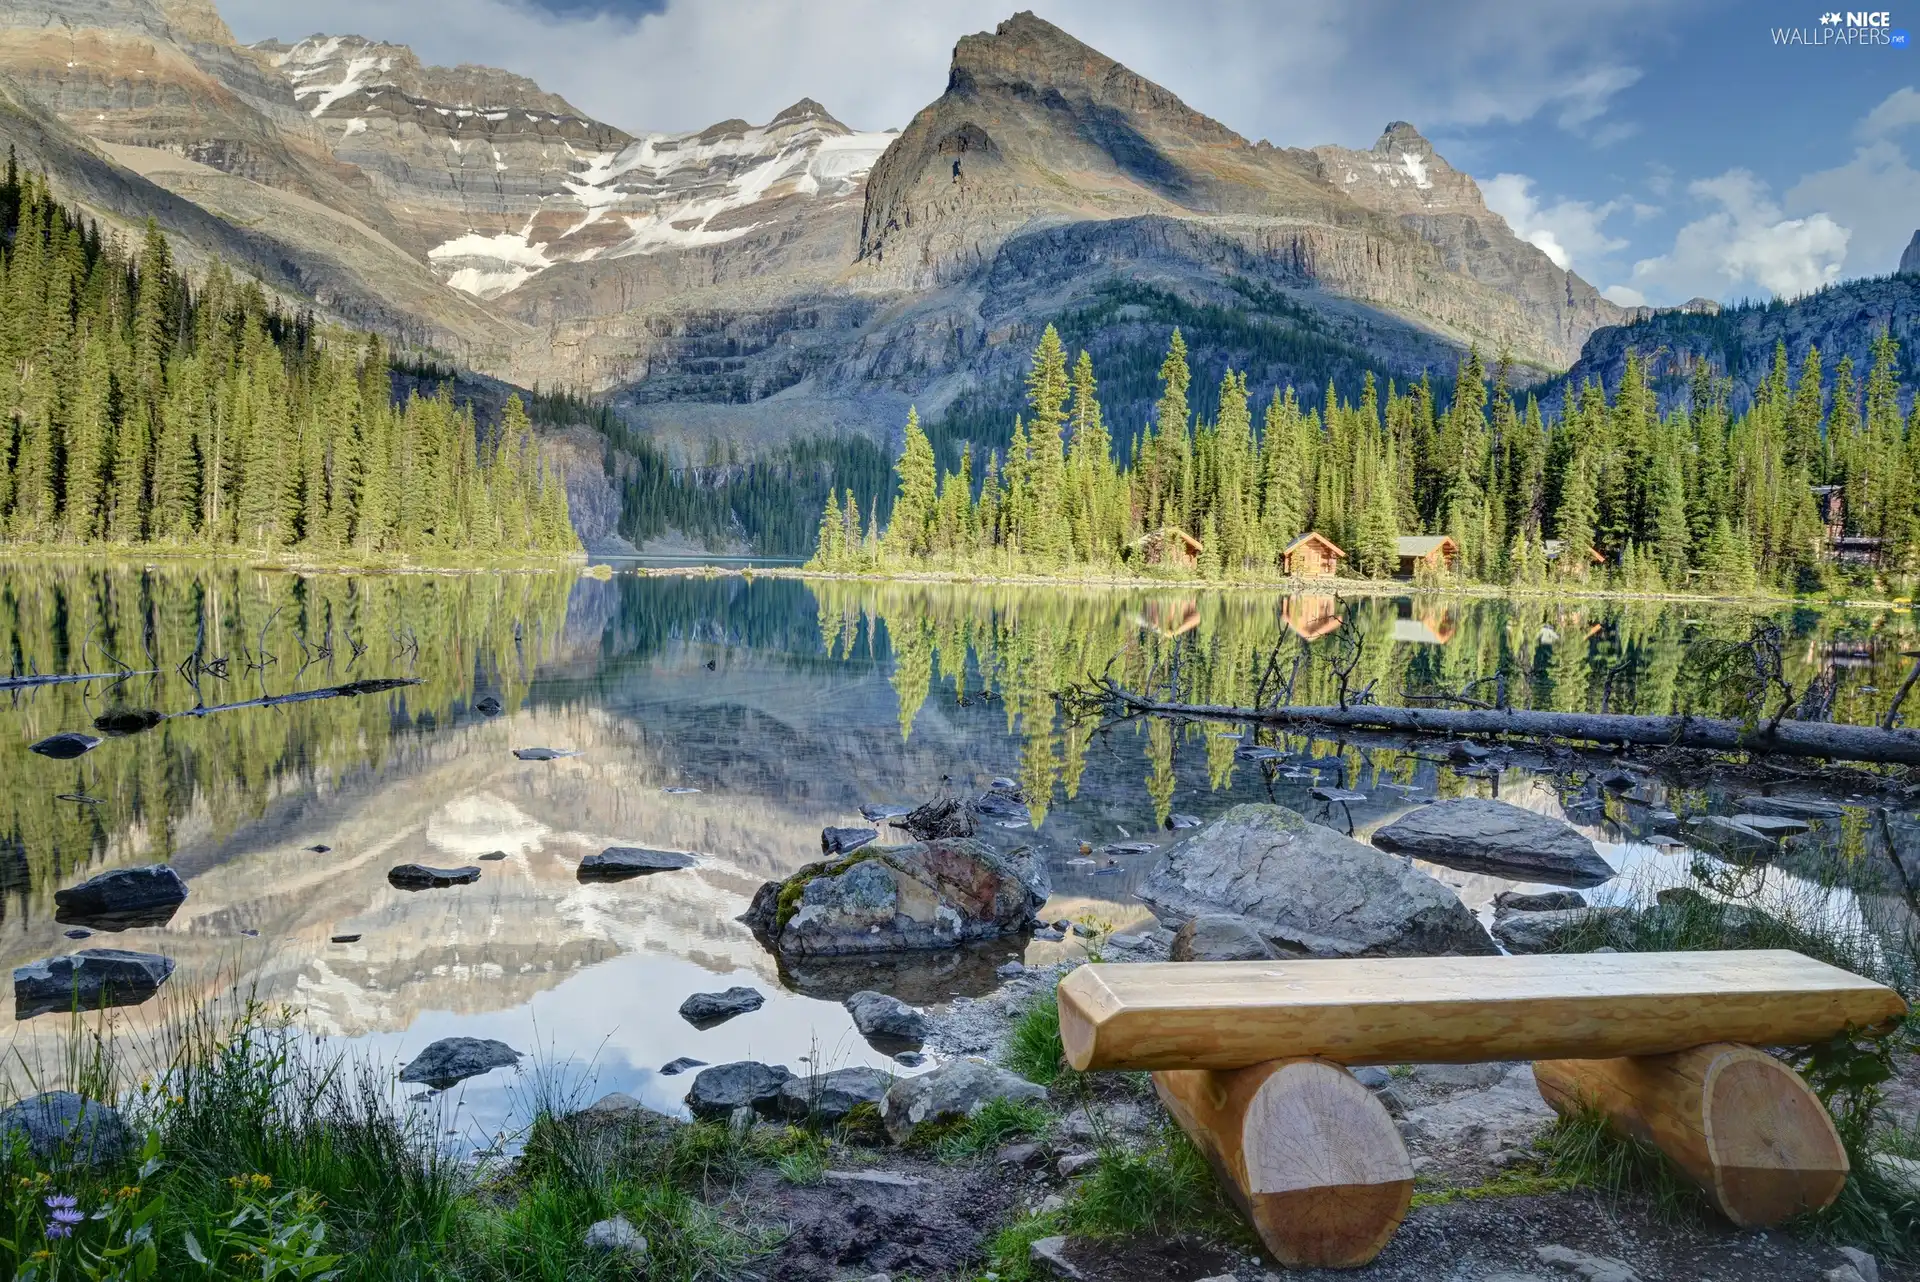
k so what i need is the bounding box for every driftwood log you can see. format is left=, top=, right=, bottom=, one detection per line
left=171, top=677, right=421, bottom=719
left=1085, top=681, right=1920, bottom=766
left=1154, top=1059, right=1412, bottom=1268
left=0, top=669, right=155, bottom=691
left=1535, top=1044, right=1848, bottom=1225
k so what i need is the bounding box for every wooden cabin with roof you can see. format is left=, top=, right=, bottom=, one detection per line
left=1281, top=532, right=1345, bottom=578
left=1129, top=527, right=1204, bottom=570
left=1394, top=535, right=1459, bottom=577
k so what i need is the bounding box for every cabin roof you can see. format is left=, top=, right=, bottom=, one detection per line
left=1129, top=526, right=1204, bottom=551
left=1283, top=531, right=1346, bottom=558
left=1394, top=535, right=1457, bottom=557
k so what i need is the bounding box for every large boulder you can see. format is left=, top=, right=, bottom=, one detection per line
left=678, top=987, right=764, bottom=1027
left=882, top=1059, right=1047, bottom=1144
left=578, top=848, right=696, bottom=880
left=1370, top=799, right=1614, bottom=887
left=15, top=949, right=175, bottom=1019
left=1491, top=906, right=1634, bottom=954
left=744, top=839, right=1048, bottom=957
left=0, top=1092, right=130, bottom=1166
left=685, top=1061, right=795, bottom=1119
left=398, top=1037, right=522, bottom=1087
left=53, top=865, right=188, bottom=930
left=388, top=864, right=481, bottom=890
left=1170, top=914, right=1299, bottom=962
left=776, top=1067, right=894, bottom=1125
left=1138, top=805, right=1495, bottom=958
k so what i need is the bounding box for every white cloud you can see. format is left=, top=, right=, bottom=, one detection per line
left=1858, top=86, right=1920, bottom=139
left=215, top=0, right=1666, bottom=143
left=1602, top=284, right=1646, bottom=307
left=1480, top=173, right=1627, bottom=272
left=1629, top=169, right=1849, bottom=302
left=1780, top=90, right=1920, bottom=278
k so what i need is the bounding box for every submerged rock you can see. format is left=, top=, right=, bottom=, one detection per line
left=743, top=838, right=1048, bottom=957
left=512, top=747, right=571, bottom=761
left=685, top=1061, right=794, bottom=1119
left=882, top=1059, right=1046, bottom=1144
left=53, top=865, right=189, bottom=930
left=0, top=1091, right=130, bottom=1166
left=678, top=986, right=764, bottom=1027
left=93, top=709, right=164, bottom=736
left=578, top=847, right=696, bottom=880
left=474, top=695, right=504, bottom=716
left=777, top=1067, right=894, bottom=1124
left=399, top=1037, right=522, bottom=1087
left=15, top=949, right=174, bottom=1018
left=387, top=864, right=481, bottom=890
left=1138, top=804, right=1495, bottom=958
left=1493, top=890, right=1588, bottom=916
left=30, top=732, right=101, bottom=760
left=1371, top=798, right=1615, bottom=887
left=1170, top=914, right=1299, bottom=962
left=845, top=990, right=930, bottom=1047
left=1727, top=813, right=1812, bottom=839
left=1686, top=815, right=1781, bottom=858
left=822, top=826, right=879, bottom=856
left=1734, top=795, right=1845, bottom=821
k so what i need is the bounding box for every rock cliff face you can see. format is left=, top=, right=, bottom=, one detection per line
left=1902, top=230, right=1920, bottom=276
left=0, top=2, right=1641, bottom=452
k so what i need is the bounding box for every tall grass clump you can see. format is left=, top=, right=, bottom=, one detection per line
left=1004, top=988, right=1070, bottom=1087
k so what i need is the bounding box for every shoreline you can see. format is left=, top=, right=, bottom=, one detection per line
left=0, top=542, right=589, bottom=574
left=630, top=561, right=1915, bottom=611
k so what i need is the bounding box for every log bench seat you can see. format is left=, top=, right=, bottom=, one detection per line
left=1056, top=950, right=1906, bottom=1269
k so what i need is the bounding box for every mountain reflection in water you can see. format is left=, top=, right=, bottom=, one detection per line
left=2, top=562, right=1917, bottom=1142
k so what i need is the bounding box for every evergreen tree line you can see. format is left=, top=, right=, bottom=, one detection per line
left=813, top=320, right=1920, bottom=592
left=0, top=162, right=577, bottom=558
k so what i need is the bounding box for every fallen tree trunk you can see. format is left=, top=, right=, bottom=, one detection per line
left=171, top=677, right=421, bottom=719
left=0, top=670, right=155, bottom=691
left=1087, top=683, right=1920, bottom=767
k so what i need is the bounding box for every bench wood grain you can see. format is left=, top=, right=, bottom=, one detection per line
left=1058, top=951, right=1906, bottom=1072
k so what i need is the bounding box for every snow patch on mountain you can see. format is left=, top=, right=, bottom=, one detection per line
left=273, top=37, right=393, bottom=117
left=431, top=111, right=896, bottom=296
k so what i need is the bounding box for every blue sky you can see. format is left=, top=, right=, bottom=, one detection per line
left=218, top=0, right=1920, bottom=306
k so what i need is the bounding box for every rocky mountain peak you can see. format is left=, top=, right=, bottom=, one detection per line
left=157, top=0, right=235, bottom=45
left=1310, top=121, right=1484, bottom=217
left=770, top=98, right=846, bottom=131
left=1902, top=229, right=1920, bottom=275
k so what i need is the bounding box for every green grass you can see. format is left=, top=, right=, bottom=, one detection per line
left=980, top=1208, right=1066, bottom=1282
left=1409, top=1165, right=1578, bottom=1208
left=1004, top=990, right=1070, bottom=1087
left=1065, top=1123, right=1249, bottom=1245
left=930, top=1098, right=1051, bottom=1161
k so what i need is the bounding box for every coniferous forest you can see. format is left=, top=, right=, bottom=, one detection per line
left=0, top=164, right=578, bottom=560
left=813, top=321, right=1920, bottom=595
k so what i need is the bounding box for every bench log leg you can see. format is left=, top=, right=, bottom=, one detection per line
left=1534, top=1042, right=1847, bottom=1227
left=1153, top=1057, right=1412, bottom=1269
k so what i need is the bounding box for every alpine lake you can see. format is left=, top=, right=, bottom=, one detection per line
left=3, top=559, right=1917, bottom=1152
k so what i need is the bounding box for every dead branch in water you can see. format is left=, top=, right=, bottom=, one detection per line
left=170, top=677, right=421, bottom=720
left=1072, top=675, right=1920, bottom=768
left=0, top=669, right=158, bottom=691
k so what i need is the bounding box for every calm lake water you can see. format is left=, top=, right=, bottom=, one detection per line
left=2, top=562, right=1917, bottom=1146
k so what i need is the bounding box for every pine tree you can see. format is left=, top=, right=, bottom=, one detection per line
left=888, top=408, right=937, bottom=560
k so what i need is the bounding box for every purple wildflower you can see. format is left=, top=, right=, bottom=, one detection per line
left=44, top=1193, right=83, bottom=1239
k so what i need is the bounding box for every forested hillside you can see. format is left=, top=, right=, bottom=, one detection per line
left=0, top=162, right=577, bottom=560
left=817, top=321, right=1920, bottom=594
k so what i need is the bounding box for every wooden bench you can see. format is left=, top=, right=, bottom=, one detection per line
left=1056, top=951, right=1906, bottom=1269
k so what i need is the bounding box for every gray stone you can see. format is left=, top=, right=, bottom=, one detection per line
left=583, top=1215, right=647, bottom=1256
left=15, top=949, right=174, bottom=1018
left=845, top=990, right=929, bottom=1046
left=822, top=826, right=879, bottom=855
left=53, top=865, right=188, bottom=929
left=581, top=1092, right=644, bottom=1116
left=685, top=1061, right=795, bottom=1119
left=659, top=1056, right=706, bottom=1076
left=1493, top=890, right=1587, bottom=915
left=30, top=732, right=101, bottom=760
left=1169, top=914, right=1294, bottom=962
left=387, top=864, right=481, bottom=889
left=398, top=1037, right=522, bottom=1086
left=1736, top=795, right=1846, bottom=820
left=747, top=838, right=1049, bottom=956
left=1029, top=1235, right=1085, bottom=1280
left=1686, top=815, right=1780, bottom=856
left=0, top=1091, right=130, bottom=1166
left=1838, top=1246, right=1880, bottom=1282
left=1311, top=787, right=1367, bottom=803
left=1535, top=1245, right=1640, bottom=1282
left=1727, top=813, right=1812, bottom=838
left=823, top=1168, right=927, bottom=1187
left=776, top=1067, right=893, bottom=1124
left=996, top=1141, right=1042, bottom=1167
left=1138, top=804, right=1496, bottom=958
left=728, top=1106, right=755, bottom=1139
left=860, top=805, right=910, bottom=823
left=473, top=695, right=503, bottom=716
left=578, top=847, right=696, bottom=879
left=1492, top=906, right=1634, bottom=954
left=1371, top=799, right=1614, bottom=887
left=881, top=1058, right=1047, bottom=1144
left=996, top=961, right=1026, bottom=977
left=1033, top=927, right=1065, bottom=941
left=1827, top=1267, right=1869, bottom=1282
left=1400, top=1065, right=1556, bottom=1156
left=1351, top=1066, right=1391, bottom=1089
left=512, top=747, right=571, bottom=760
left=678, top=986, right=764, bottom=1026
left=1056, top=1150, right=1099, bottom=1176
left=1167, top=813, right=1203, bottom=829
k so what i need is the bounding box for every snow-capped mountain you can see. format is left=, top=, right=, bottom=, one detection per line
left=259, top=36, right=892, bottom=299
